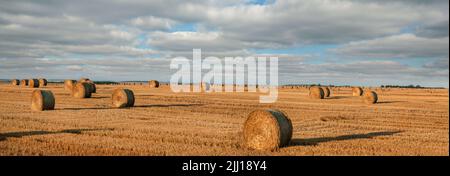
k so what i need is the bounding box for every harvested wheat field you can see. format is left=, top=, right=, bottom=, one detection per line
left=0, top=82, right=448, bottom=156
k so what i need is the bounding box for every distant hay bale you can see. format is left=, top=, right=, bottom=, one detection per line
left=323, top=87, right=331, bottom=97
left=149, top=80, right=160, bottom=88
left=31, top=90, right=55, bottom=111
left=28, top=79, right=39, bottom=88
left=11, top=79, right=19, bottom=86
left=112, top=88, right=135, bottom=108
left=64, top=80, right=76, bottom=91
left=352, top=87, right=363, bottom=96
left=20, top=79, right=29, bottom=87
left=363, top=91, right=378, bottom=104
left=39, top=78, right=48, bottom=87
left=309, top=86, right=324, bottom=99
left=201, top=82, right=211, bottom=92
left=243, top=109, right=293, bottom=151
left=71, top=82, right=92, bottom=98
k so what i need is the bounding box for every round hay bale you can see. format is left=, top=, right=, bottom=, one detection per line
left=28, top=79, right=39, bottom=88
left=352, top=87, right=363, bottom=96
left=323, top=87, right=331, bottom=97
left=243, top=109, right=293, bottom=151
left=309, top=86, right=324, bottom=99
left=20, top=79, right=29, bottom=87
left=149, top=80, right=160, bottom=88
left=85, top=82, right=96, bottom=93
left=64, top=80, right=76, bottom=91
left=39, top=78, right=48, bottom=87
left=363, top=91, right=378, bottom=104
left=11, top=79, right=19, bottom=86
left=71, top=82, right=92, bottom=98
left=112, top=88, right=135, bottom=108
left=31, top=90, right=55, bottom=111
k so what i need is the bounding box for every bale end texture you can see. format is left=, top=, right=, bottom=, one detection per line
left=243, top=109, right=293, bottom=151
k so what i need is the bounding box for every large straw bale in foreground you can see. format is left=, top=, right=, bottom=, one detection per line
left=72, top=82, right=92, bottom=98
left=31, top=90, right=55, bottom=111
left=112, top=88, right=135, bottom=108
left=243, top=109, right=293, bottom=151
left=309, top=86, right=324, bottom=99
left=364, top=91, right=378, bottom=104
left=85, top=82, right=96, bottom=93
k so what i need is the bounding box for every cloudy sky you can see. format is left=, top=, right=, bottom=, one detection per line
left=0, top=0, right=448, bottom=87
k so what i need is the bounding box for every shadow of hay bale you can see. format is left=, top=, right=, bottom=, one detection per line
left=0, top=128, right=114, bottom=141
left=290, top=131, right=403, bottom=146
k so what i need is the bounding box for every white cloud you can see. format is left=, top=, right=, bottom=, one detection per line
left=0, top=0, right=448, bottom=87
left=109, top=30, right=135, bottom=40
left=148, top=31, right=248, bottom=52
left=423, top=58, right=449, bottom=70
left=130, top=16, right=176, bottom=31
left=201, top=0, right=444, bottom=45
left=333, top=34, right=449, bottom=58
left=67, top=65, right=84, bottom=71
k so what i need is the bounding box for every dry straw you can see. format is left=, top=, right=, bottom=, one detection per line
left=352, top=87, right=363, bottom=96
left=20, top=79, right=29, bottom=87
left=364, top=90, right=378, bottom=104
left=31, top=90, right=55, bottom=111
left=72, top=82, right=92, bottom=98
left=11, top=79, right=19, bottom=86
left=112, top=88, right=135, bottom=108
left=243, top=109, right=293, bottom=151
left=39, top=78, right=48, bottom=87
left=323, top=87, right=331, bottom=97
left=149, top=80, right=160, bottom=88
left=29, top=79, right=39, bottom=88
left=309, top=86, right=324, bottom=99
left=64, top=80, right=76, bottom=91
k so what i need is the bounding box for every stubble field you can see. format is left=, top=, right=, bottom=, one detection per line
left=0, top=82, right=448, bottom=156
